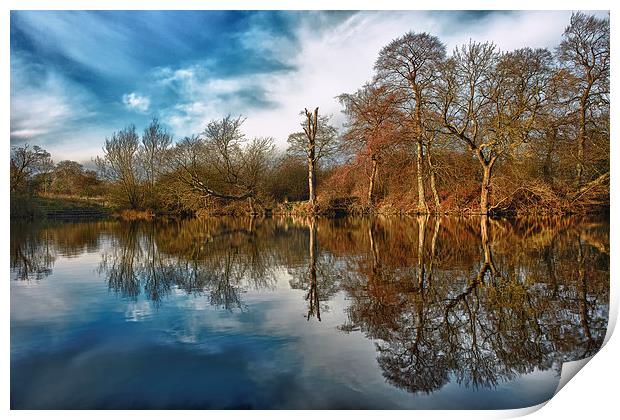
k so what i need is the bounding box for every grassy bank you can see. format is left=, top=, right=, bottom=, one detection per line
left=11, top=194, right=112, bottom=220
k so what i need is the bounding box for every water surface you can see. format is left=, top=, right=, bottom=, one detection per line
left=10, top=216, right=609, bottom=409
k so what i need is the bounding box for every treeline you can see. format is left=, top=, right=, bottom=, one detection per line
left=10, top=145, right=103, bottom=197
left=10, top=12, right=609, bottom=217
left=333, top=11, right=609, bottom=215
left=93, top=115, right=327, bottom=216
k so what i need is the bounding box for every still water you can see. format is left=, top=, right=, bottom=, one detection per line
left=10, top=216, right=609, bottom=409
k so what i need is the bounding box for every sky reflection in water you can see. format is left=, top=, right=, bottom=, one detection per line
left=10, top=216, right=609, bottom=409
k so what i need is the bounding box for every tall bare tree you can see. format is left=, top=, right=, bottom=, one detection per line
left=439, top=43, right=553, bottom=214
left=375, top=32, right=447, bottom=213
left=95, top=125, right=144, bottom=208
left=436, top=42, right=498, bottom=214
left=338, top=82, right=403, bottom=205
left=287, top=108, right=338, bottom=207
left=557, top=12, right=610, bottom=187
left=140, top=117, right=171, bottom=195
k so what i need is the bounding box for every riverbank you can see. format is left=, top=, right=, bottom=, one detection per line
left=10, top=194, right=112, bottom=220
left=11, top=192, right=609, bottom=222
left=271, top=195, right=610, bottom=218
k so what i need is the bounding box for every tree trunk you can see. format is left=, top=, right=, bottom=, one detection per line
left=480, top=163, right=493, bottom=215
left=368, top=157, right=378, bottom=205
left=414, top=93, right=428, bottom=214
left=576, top=99, right=586, bottom=187
left=308, top=156, right=316, bottom=207
left=477, top=152, right=496, bottom=215
left=426, top=143, right=441, bottom=213
left=305, top=107, right=319, bottom=208
left=576, top=83, right=592, bottom=188
left=416, top=140, right=428, bottom=214
left=247, top=196, right=256, bottom=215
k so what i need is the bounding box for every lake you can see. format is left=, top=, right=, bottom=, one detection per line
left=10, top=215, right=609, bottom=409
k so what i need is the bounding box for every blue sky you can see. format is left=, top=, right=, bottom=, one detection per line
left=10, top=10, right=607, bottom=162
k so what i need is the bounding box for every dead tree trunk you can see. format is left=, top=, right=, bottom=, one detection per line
left=308, top=154, right=316, bottom=207
left=304, top=108, right=319, bottom=208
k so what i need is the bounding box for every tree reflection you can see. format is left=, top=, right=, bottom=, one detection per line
left=10, top=221, right=108, bottom=281
left=10, top=222, right=56, bottom=281
left=97, top=218, right=279, bottom=308
left=99, top=222, right=141, bottom=299
left=10, top=215, right=609, bottom=395
left=338, top=216, right=609, bottom=394
left=306, top=218, right=320, bottom=320
left=288, top=217, right=342, bottom=320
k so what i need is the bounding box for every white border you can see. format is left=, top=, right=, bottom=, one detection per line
left=3, top=1, right=617, bottom=419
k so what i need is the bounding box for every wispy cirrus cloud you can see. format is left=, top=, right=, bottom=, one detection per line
left=145, top=10, right=606, bottom=147
left=10, top=53, right=113, bottom=162
left=10, top=55, right=95, bottom=140
left=152, top=63, right=280, bottom=137
left=10, top=10, right=609, bottom=162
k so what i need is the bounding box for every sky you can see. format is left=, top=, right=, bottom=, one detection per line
left=9, top=10, right=608, bottom=163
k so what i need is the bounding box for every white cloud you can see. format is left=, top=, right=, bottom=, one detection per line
left=122, top=92, right=151, bottom=113
left=9, top=56, right=115, bottom=163
left=12, top=11, right=140, bottom=78
left=156, top=11, right=605, bottom=150
left=155, top=63, right=280, bottom=138
left=12, top=11, right=610, bottom=162
left=10, top=91, right=76, bottom=139
left=10, top=56, right=97, bottom=152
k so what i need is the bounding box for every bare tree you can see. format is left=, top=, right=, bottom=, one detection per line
left=436, top=42, right=498, bottom=214
left=239, top=136, right=276, bottom=214
left=375, top=32, right=447, bottom=213
left=436, top=43, right=550, bottom=214
left=166, top=116, right=275, bottom=213
left=338, top=82, right=403, bottom=205
left=557, top=12, right=610, bottom=187
left=95, top=125, right=144, bottom=208
left=140, top=117, right=171, bottom=194
left=288, top=108, right=338, bottom=207
left=10, top=144, right=53, bottom=194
